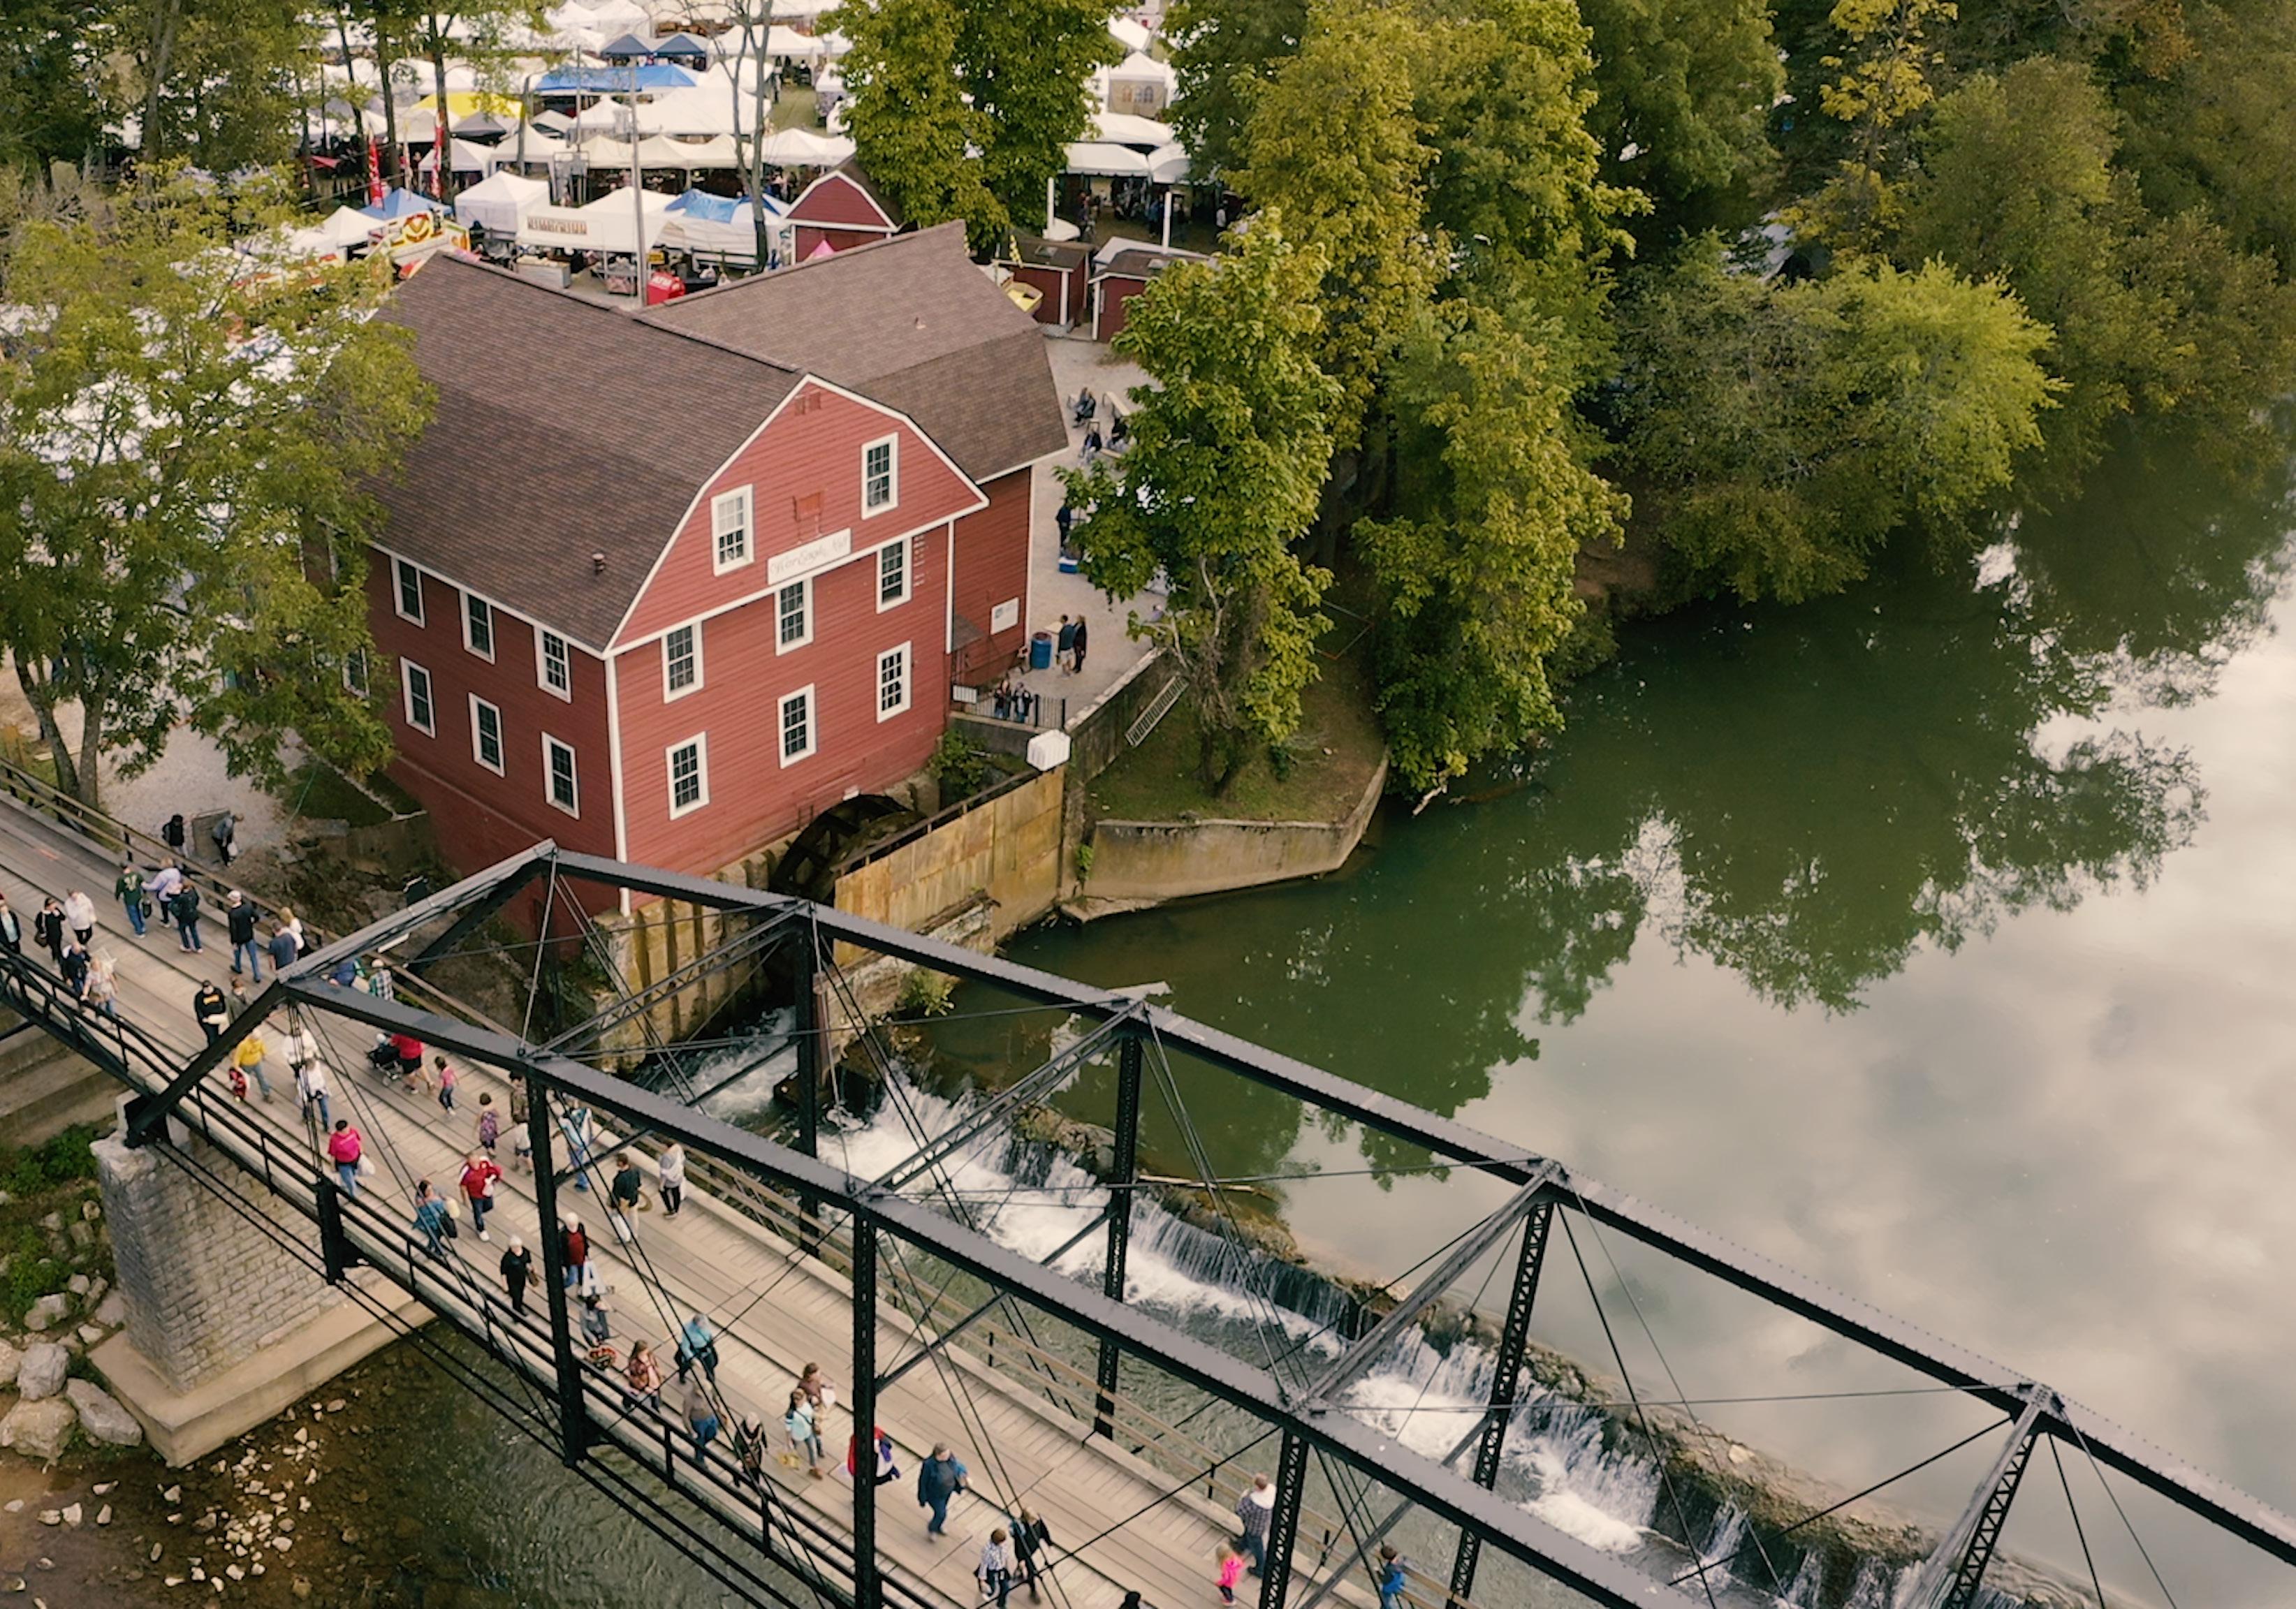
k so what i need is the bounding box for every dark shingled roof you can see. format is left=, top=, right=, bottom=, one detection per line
left=376, top=256, right=801, bottom=649
left=1091, top=243, right=1208, bottom=284
left=641, top=222, right=1067, bottom=480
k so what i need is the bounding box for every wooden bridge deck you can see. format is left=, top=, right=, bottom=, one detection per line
left=0, top=793, right=1384, bottom=1609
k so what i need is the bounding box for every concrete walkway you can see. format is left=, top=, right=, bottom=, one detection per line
left=0, top=792, right=1370, bottom=1609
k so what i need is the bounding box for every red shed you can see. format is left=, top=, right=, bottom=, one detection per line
left=1090, top=242, right=1208, bottom=344
left=996, top=236, right=1095, bottom=328
left=787, top=161, right=903, bottom=259
left=370, top=248, right=1056, bottom=923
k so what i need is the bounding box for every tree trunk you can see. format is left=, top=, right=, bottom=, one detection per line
left=427, top=20, right=452, bottom=199
left=334, top=5, right=374, bottom=196
left=13, top=659, right=86, bottom=807
left=375, top=4, right=404, bottom=189
left=142, top=0, right=184, bottom=161
left=74, top=700, right=106, bottom=813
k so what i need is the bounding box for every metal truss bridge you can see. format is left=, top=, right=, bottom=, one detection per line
left=0, top=804, right=2291, bottom=1609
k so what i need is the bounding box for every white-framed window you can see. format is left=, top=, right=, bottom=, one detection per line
left=877, top=538, right=909, bottom=610
left=536, top=629, right=572, bottom=700
left=776, top=580, right=812, bottom=653
left=400, top=660, right=435, bottom=736
left=863, top=435, right=898, bottom=515
left=712, top=487, right=754, bottom=573
left=662, top=622, right=702, bottom=700
left=463, top=592, right=495, bottom=661
left=877, top=642, right=911, bottom=721
left=393, top=559, right=424, bottom=625
left=344, top=649, right=370, bottom=698
left=666, top=733, right=709, bottom=817
left=470, top=695, right=505, bottom=774
left=778, top=686, right=816, bottom=766
left=543, top=735, right=579, bottom=816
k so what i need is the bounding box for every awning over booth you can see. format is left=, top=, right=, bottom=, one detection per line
left=759, top=126, right=855, bottom=166
left=515, top=186, right=673, bottom=254
left=362, top=186, right=444, bottom=219
left=1065, top=141, right=1153, bottom=177
left=455, top=170, right=550, bottom=235
left=536, top=64, right=697, bottom=93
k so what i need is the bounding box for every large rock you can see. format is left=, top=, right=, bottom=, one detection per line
left=0, top=1340, right=20, bottom=1388
left=0, top=1397, right=76, bottom=1462
left=22, top=1294, right=71, bottom=1332
left=15, top=1343, right=68, bottom=1402
left=63, top=1381, right=143, bottom=1448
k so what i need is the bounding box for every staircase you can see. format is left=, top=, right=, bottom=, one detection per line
left=0, top=1011, right=118, bottom=1148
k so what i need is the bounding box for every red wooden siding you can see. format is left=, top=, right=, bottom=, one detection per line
left=788, top=174, right=895, bottom=230
left=796, top=223, right=891, bottom=258
left=1095, top=275, right=1148, bottom=344
left=615, top=379, right=979, bottom=649
left=365, top=556, right=618, bottom=926
left=615, top=518, right=955, bottom=873
left=949, top=469, right=1032, bottom=684
left=1009, top=263, right=1076, bottom=326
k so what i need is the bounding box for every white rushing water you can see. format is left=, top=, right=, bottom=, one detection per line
left=682, top=1030, right=1947, bottom=1604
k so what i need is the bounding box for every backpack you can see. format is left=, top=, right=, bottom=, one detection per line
left=176, top=885, right=200, bottom=919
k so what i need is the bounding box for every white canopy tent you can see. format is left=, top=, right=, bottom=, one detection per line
left=516, top=185, right=673, bottom=254
left=291, top=207, right=383, bottom=258
left=757, top=126, right=854, bottom=166
left=627, top=85, right=742, bottom=136
left=1107, top=16, right=1153, bottom=52
left=660, top=190, right=789, bottom=264
left=455, top=170, right=551, bottom=235
left=580, top=132, right=742, bottom=169
left=1092, top=112, right=1173, bottom=147
left=1065, top=140, right=1154, bottom=177
left=1146, top=142, right=1190, bottom=184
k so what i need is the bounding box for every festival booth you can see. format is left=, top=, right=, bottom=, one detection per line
left=660, top=189, right=789, bottom=270
left=362, top=186, right=444, bottom=221
left=1096, top=50, right=1177, bottom=116
left=759, top=126, right=856, bottom=169
left=515, top=186, right=674, bottom=284
left=455, top=170, right=551, bottom=239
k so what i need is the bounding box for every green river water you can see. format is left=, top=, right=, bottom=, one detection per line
left=336, top=424, right=2296, bottom=1606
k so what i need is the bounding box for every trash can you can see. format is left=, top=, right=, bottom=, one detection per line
left=1030, top=631, right=1054, bottom=670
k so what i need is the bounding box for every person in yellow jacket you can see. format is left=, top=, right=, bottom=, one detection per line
left=233, top=1026, right=275, bottom=1103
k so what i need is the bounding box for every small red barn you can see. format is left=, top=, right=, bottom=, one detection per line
left=787, top=161, right=903, bottom=258
left=1089, top=242, right=1207, bottom=343
left=997, top=236, right=1095, bottom=329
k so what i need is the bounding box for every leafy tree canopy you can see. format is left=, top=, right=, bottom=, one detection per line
left=0, top=172, right=432, bottom=807
left=957, top=0, right=1120, bottom=236
left=1577, top=0, right=1784, bottom=212
left=833, top=0, right=1005, bottom=245
left=1613, top=247, right=2057, bottom=602
left=1165, top=0, right=1308, bottom=182
left=1064, top=216, right=1341, bottom=794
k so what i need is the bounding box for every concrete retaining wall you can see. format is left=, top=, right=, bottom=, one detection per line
left=833, top=767, right=1065, bottom=956
left=1082, top=756, right=1388, bottom=904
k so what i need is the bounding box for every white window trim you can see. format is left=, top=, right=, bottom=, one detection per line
left=661, top=620, right=704, bottom=703
left=775, top=578, right=813, bottom=655
left=469, top=694, right=506, bottom=775
left=712, top=486, right=755, bottom=575
left=862, top=434, right=900, bottom=517
left=542, top=734, right=580, bottom=817
left=535, top=629, right=573, bottom=702
left=876, top=642, right=912, bottom=722
left=393, top=559, right=425, bottom=626
left=875, top=536, right=911, bottom=612
left=343, top=649, right=370, bottom=698
left=778, top=685, right=817, bottom=767
left=666, top=733, right=710, bottom=818
left=400, top=660, right=435, bottom=737
left=462, top=592, right=496, bottom=663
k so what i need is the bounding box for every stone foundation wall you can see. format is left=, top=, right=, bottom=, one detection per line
left=1081, top=756, right=1389, bottom=905
left=94, top=1134, right=342, bottom=1396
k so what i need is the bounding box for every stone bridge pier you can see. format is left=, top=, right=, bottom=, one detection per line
left=90, top=1124, right=423, bottom=1464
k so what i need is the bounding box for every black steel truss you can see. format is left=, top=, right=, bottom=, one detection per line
left=73, top=841, right=2296, bottom=1608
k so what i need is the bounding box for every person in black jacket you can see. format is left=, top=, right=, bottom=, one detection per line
left=162, top=814, right=187, bottom=855
left=58, top=937, right=89, bottom=999
left=193, top=980, right=229, bottom=1044
left=226, top=890, right=262, bottom=980
left=173, top=881, right=203, bottom=952
left=31, top=898, right=65, bottom=967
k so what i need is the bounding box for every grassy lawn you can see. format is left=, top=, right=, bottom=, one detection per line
left=1088, top=641, right=1386, bottom=824
left=772, top=85, right=820, bottom=133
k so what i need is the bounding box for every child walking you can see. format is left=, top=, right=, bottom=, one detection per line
left=1217, top=1542, right=1245, bottom=1605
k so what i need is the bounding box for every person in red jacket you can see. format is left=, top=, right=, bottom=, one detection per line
left=562, top=1217, right=589, bottom=1292
left=460, top=1150, right=504, bottom=1242
left=328, top=1121, right=363, bottom=1198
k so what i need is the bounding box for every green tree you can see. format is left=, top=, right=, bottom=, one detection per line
left=2120, top=0, right=2296, bottom=267
left=406, top=0, right=545, bottom=199
left=1166, top=0, right=1308, bottom=181
left=833, top=0, right=1003, bottom=242
left=1234, top=0, right=1441, bottom=448
left=1794, top=0, right=1959, bottom=250
left=956, top=0, right=1118, bottom=237
left=1357, top=303, right=1627, bottom=791
left=1577, top=0, right=1784, bottom=210
left=0, top=175, right=432, bottom=807
left=1612, top=247, right=2057, bottom=602
left=1064, top=217, right=1342, bottom=794
left=0, top=1, right=114, bottom=174
left=1412, top=0, right=1638, bottom=303
left=1896, top=58, right=2296, bottom=485
left=128, top=0, right=318, bottom=170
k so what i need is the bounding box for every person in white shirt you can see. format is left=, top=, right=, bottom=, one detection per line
left=61, top=889, right=96, bottom=946
left=977, top=1529, right=1015, bottom=1608
left=289, top=1027, right=331, bottom=1131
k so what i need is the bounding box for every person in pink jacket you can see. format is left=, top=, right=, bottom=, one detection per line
left=328, top=1120, right=363, bottom=1197
left=1216, top=1542, right=1245, bottom=1605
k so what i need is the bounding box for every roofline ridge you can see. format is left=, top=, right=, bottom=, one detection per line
left=656, top=218, right=968, bottom=311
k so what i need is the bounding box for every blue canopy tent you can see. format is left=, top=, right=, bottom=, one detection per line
left=652, top=32, right=712, bottom=62
left=536, top=64, right=699, bottom=94
left=661, top=187, right=789, bottom=267
left=360, top=186, right=442, bottom=219
left=595, top=31, right=653, bottom=59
